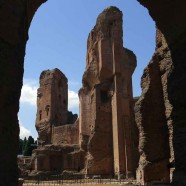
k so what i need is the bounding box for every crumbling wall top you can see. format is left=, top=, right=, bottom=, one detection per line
left=39, top=68, right=67, bottom=86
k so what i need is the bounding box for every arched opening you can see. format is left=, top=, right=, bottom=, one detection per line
left=19, top=0, right=156, bottom=143
left=0, top=1, right=185, bottom=185
left=2, top=0, right=171, bottom=185
left=17, top=0, right=157, bottom=181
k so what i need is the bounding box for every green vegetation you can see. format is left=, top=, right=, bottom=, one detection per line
left=67, top=111, right=78, bottom=124
left=18, top=136, right=37, bottom=156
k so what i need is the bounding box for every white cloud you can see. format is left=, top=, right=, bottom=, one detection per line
left=20, top=79, right=79, bottom=109
left=68, top=90, right=79, bottom=109
left=19, top=119, right=32, bottom=139
left=20, top=82, right=38, bottom=106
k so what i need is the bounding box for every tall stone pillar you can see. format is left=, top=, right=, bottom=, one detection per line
left=36, top=68, right=68, bottom=145
left=79, top=6, right=137, bottom=177
left=112, top=37, right=137, bottom=179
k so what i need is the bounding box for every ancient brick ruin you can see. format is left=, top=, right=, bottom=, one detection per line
left=79, top=7, right=137, bottom=177
left=136, top=1, right=186, bottom=185
left=36, top=69, right=78, bottom=146
left=135, top=28, right=172, bottom=185
left=33, top=69, right=82, bottom=172
left=36, top=69, right=68, bottom=145
left=1, top=0, right=186, bottom=186
left=31, top=7, right=138, bottom=179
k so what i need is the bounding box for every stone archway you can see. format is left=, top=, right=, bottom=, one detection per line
left=0, top=0, right=186, bottom=185
left=0, top=1, right=46, bottom=185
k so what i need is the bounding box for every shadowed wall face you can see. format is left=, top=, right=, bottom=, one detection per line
left=137, top=0, right=186, bottom=185
left=135, top=29, right=171, bottom=185
left=0, top=0, right=46, bottom=185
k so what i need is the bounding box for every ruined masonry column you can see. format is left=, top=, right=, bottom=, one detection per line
left=111, top=34, right=127, bottom=178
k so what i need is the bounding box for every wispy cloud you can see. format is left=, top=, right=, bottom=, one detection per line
left=20, top=80, right=38, bottom=106
left=20, top=79, right=79, bottom=109
left=68, top=90, right=79, bottom=109
left=19, top=119, right=32, bottom=139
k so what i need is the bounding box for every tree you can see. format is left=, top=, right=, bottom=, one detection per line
left=22, top=137, right=27, bottom=155
left=23, top=136, right=35, bottom=156
left=18, top=138, right=23, bottom=155
left=18, top=136, right=37, bottom=156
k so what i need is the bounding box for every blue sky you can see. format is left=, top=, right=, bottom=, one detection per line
left=18, top=0, right=155, bottom=139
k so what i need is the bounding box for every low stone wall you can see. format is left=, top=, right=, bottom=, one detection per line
left=52, top=119, right=79, bottom=145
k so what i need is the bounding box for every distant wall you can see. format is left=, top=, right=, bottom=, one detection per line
left=52, top=119, right=79, bottom=145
